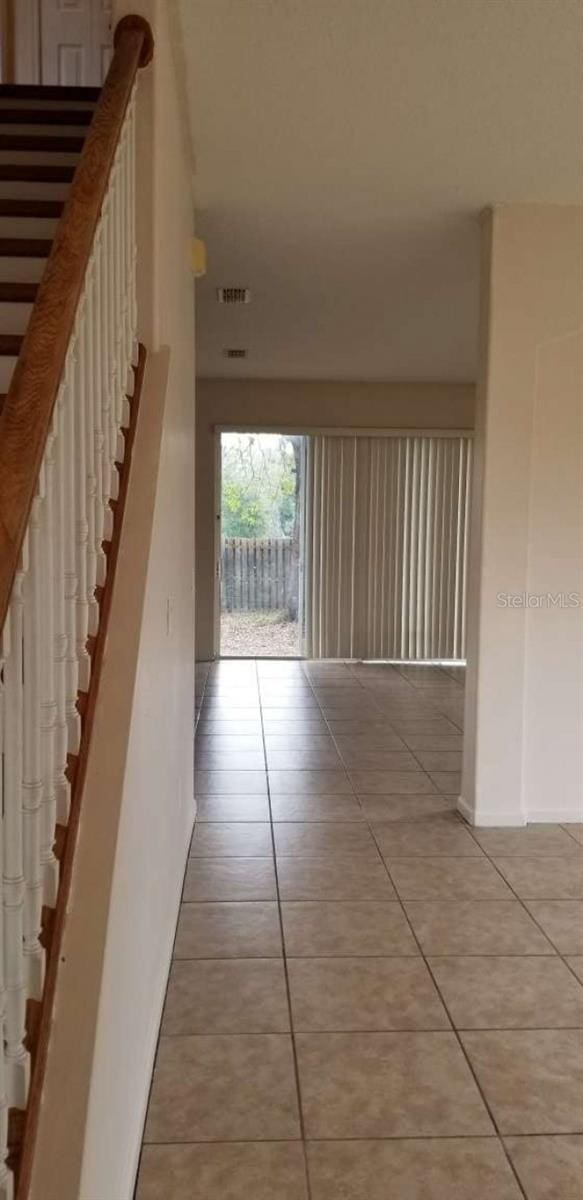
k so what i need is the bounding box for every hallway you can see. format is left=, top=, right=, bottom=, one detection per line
left=136, top=660, right=583, bottom=1199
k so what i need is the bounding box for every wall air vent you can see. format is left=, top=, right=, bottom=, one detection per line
left=223, top=348, right=248, bottom=359
left=217, top=287, right=251, bottom=304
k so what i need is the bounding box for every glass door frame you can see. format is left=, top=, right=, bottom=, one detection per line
left=213, top=426, right=309, bottom=660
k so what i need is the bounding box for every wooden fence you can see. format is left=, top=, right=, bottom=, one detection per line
left=221, top=537, right=297, bottom=612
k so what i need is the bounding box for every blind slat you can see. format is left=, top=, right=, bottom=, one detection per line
left=304, top=433, right=472, bottom=660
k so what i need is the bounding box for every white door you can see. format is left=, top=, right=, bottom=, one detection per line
left=40, top=0, right=113, bottom=86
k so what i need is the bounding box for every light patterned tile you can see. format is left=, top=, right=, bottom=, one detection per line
left=268, top=770, right=352, bottom=795
left=173, top=902, right=282, bottom=959
left=348, top=770, right=436, bottom=794
left=288, top=957, right=450, bottom=1031
left=493, top=857, right=583, bottom=899
left=137, top=1143, right=308, bottom=1200
left=162, top=959, right=289, bottom=1034
left=405, top=900, right=554, bottom=956
left=504, top=1136, right=583, bottom=1200
left=273, top=822, right=377, bottom=858
left=277, top=857, right=395, bottom=901
left=281, top=901, right=418, bottom=957
left=190, top=822, right=272, bottom=857
left=306, top=1139, right=522, bottom=1200
left=144, top=1035, right=300, bottom=1142
left=390, top=858, right=513, bottom=900
left=461, top=1030, right=583, bottom=1134
left=428, top=956, right=583, bottom=1028
left=183, top=858, right=277, bottom=901
left=524, top=901, right=583, bottom=954
left=296, top=1031, right=493, bottom=1138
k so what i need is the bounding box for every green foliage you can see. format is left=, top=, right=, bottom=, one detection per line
left=221, top=433, right=300, bottom=539
left=222, top=480, right=267, bottom=537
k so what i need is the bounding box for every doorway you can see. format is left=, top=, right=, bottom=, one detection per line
left=7, top=0, right=112, bottom=87
left=218, top=432, right=306, bottom=658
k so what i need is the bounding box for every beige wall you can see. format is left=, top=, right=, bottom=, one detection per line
left=462, top=204, right=583, bottom=825
left=196, top=378, right=476, bottom=659
left=30, top=4, right=196, bottom=1198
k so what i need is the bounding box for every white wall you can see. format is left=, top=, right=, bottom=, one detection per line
left=461, top=205, right=583, bottom=826
left=29, top=3, right=196, bottom=1197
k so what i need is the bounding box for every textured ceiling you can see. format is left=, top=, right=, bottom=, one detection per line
left=179, top=0, right=583, bottom=381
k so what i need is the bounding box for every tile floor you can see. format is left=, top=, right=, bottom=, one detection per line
left=136, top=659, right=583, bottom=1200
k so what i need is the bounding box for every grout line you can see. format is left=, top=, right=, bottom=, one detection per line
left=292, top=663, right=527, bottom=1194
left=193, top=659, right=581, bottom=1196
left=460, top=826, right=583, bottom=989
left=256, top=659, right=314, bottom=1200
left=141, top=1130, right=578, bottom=1143
left=154, top=1021, right=583, bottom=1036
left=363, top=818, right=529, bottom=1199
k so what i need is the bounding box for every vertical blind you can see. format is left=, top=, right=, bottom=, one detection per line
left=303, top=433, right=473, bottom=660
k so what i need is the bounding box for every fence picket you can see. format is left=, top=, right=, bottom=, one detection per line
left=221, top=537, right=295, bottom=613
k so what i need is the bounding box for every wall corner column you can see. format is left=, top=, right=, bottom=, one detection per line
left=460, top=204, right=583, bottom=827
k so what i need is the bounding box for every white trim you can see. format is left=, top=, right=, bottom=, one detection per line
left=362, top=658, right=466, bottom=667
left=527, top=809, right=583, bottom=825
left=216, top=424, right=475, bottom=439
left=457, top=795, right=527, bottom=827
left=213, top=430, right=221, bottom=659
left=459, top=795, right=583, bottom=827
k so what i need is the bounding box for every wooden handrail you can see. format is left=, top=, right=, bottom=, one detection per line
left=0, top=14, right=153, bottom=635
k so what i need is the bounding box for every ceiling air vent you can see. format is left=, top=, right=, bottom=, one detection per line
left=217, top=287, right=251, bottom=304
left=223, top=348, right=248, bottom=359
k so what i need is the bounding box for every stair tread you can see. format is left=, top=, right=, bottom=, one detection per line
left=0, top=164, right=75, bottom=182
left=0, top=84, right=100, bottom=102
left=0, top=282, right=38, bottom=302
left=0, top=237, right=52, bottom=257
left=0, top=198, right=63, bottom=218
left=0, top=333, right=23, bottom=355
left=0, top=108, right=93, bottom=126
left=0, top=133, right=85, bottom=152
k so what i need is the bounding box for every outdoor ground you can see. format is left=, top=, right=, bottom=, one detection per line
left=220, top=611, right=299, bottom=657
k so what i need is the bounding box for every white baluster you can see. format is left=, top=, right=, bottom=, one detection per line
left=106, top=178, right=120, bottom=506
left=39, top=423, right=59, bottom=907
left=99, top=201, right=115, bottom=540
left=52, top=384, right=71, bottom=828
left=84, top=259, right=100, bottom=640
left=63, top=347, right=81, bottom=754
left=22, top=487, right=46, bottom=1000
left=129, top=92, right=139, bottom=366
left=110, top=154, right=125, bottom=466
left=114, top=143, right=130, bottom=439
left=0, top=648, right=14, bottom=1200
left=2, top=581, right=31, bottom=1107
left=92, top=229, right=107, bottom=592
left=121, top=113, right=134, bottom=405
left=74, top=302, right=91, bottom=694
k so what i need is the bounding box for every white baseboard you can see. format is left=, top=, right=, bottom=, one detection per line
left=527, top=809, right=583, bottom=825
left=457, top=795, right=527, bottom=827
left=458, top=795, right=581, bottom=827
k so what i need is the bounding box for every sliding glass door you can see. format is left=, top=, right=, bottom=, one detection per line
left=216, top=428, right=472, bottom=662
left=301, top=432, right=473, bottom=661
left=219, top=432, right=307, bottom=657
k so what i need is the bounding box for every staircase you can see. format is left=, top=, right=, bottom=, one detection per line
left=0, top=18, right=153, bottom=1198
left=0, top=85, right=100, bottom=413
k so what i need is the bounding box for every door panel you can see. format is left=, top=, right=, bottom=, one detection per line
left=40, top=0, right=112, bottom=86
